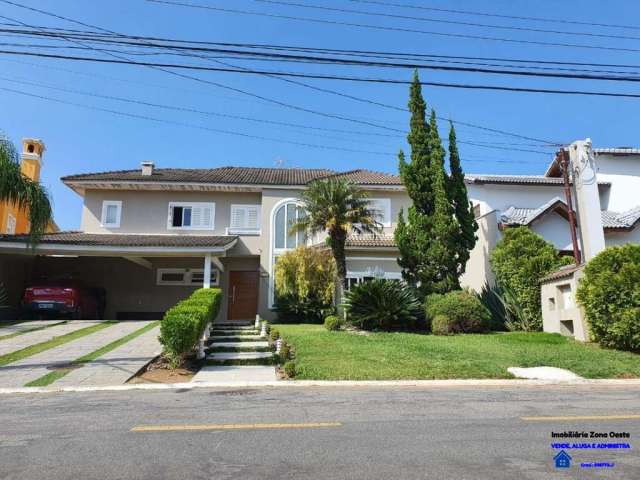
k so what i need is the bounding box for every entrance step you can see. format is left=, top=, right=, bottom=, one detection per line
left=206, top=351, right=276, bottom=366
left=214, top=322, right=253, bottom=327
left=211, top=329, right=259, bottom=336
left=208, top=334, right=264, bottom=343
left=208, top=342, right=271, bottom=353
left=213, top=324, right=256, bottom=330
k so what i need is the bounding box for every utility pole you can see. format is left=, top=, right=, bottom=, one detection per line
left=559, top=148, right=582, bottom=264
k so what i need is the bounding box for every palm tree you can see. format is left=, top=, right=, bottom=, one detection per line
left=291, top=178, right=382, bottom=289
left=0, top=133, right=52, bottom=242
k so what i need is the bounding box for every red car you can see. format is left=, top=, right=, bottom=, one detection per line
left=22, top=280, right=105, bottom=320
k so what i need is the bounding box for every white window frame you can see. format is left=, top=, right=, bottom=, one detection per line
left=167, top=202, right=215, bottom=231
left=345, top=269, right=402, bottom=291
left=101, top=200, right=122, bottom=228
left=269, top=198, right=306, bottom=308
left=156, top=268, right=219, bottom=286
left=6, top=213, right=16, bottom=234
left=228, top=204, right=261, bottom=235
left=368, top=198, right=392, bottom=227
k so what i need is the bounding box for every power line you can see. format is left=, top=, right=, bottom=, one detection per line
left=256, top=0, right=640, bottom=42
left=147, top=0, right=640, bottom=54
left=4, top=49, right=640, bottom=101
left=8, top=31, right=640, bottom=79
left=348, top=0, right=640, bottom=32
left=0, top=85, right=397, bottom=155
left=0, top=1, right=560, bottom=145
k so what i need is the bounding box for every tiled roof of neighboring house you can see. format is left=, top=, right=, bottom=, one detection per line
left=501, top=200, right=640, bottom=231
left=0, top=231, right=238, bottom=248
left=594, top=147, right=640, bottom=155
left=345, top=235, right=397, bottom=248
left=540, top=263, right=583, bottom=283
left=600, top=206, right=640, bottom=230
left=466, top=174, right=610, bottom=186
left=500, top=197, right=568, bottom=226
left=61, top=167, right=402, bottom=186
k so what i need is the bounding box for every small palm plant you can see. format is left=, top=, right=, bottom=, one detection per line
left=0, top=133, right=52, bottom=243
left=291, top=178, right=382, bottom=289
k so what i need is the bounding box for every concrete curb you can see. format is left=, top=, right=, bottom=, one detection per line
left=1, top=378, right=640, bottom=395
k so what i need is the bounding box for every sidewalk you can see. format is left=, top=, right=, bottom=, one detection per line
left=55, top=325, right=161, bottom=386
left=0, top=321, right=153, bottom=387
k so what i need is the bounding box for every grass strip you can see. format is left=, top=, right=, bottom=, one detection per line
left=24, top=321, right=160, bottom=387
left=0, top=321, right=67, bottom=341
left=0, top=321, right=116, bottom=367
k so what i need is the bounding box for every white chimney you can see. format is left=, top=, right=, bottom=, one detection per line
left=570, top=139, right=606, bottom=261
left=141, top=161, right=154, bottom=176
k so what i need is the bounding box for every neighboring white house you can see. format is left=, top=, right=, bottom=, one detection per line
left=461, top=147, right=640, bottom=292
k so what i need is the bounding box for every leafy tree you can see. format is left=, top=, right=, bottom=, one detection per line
left=576, top=244, right=640, bottom=351
left=291, top=178, right=381, bottom=289
left=448, top=123, right=478, bottom=274
left=274, top=246, right=336, bottom=323
left=0, top=133, right=52, bottom=243
left=490, top=227, right=572, bottom=331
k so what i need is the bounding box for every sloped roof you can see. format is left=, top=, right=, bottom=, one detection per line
left=345, top=235, right=397, bottom=248
left=600, top=206, right=640, bottom=230
left=500, top=197, right=568, bottom=226
left=0, top=231, right=238, bottom=248
left=501, top=200, right=640, bottom=231
left=465, top=174, right=609, bottom=186
left=541, top=264, right=583, bottom=283
left=61, top=167, right=401, bottom=186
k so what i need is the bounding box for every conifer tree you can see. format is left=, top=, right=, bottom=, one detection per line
left=448, top=123, right=478, bottom=275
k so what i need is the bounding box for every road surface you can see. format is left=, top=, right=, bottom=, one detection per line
left=1, top=385, right=638, bottom=479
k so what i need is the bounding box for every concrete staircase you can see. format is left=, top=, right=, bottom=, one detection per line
left=205, top=322, right=276, bottom=366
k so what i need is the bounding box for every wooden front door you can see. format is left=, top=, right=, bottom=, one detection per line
left=227, top=271, right=259, bottom=320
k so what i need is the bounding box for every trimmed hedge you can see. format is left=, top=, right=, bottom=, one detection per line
left=426, top=290, right=491, bottom=335
left=576, top=244, right=640, bottom=351
left=160, top=288, right=222, bottom=367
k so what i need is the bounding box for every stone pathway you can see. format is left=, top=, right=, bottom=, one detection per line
left=0, top=321, right=102, bottom=356
left=0, top=321, right=154, bottom=387
left=191, top=322, right=277, bottom=383
left=56, top=325, right=161, bottom=386
left=0, top=320, right=61, bottom=337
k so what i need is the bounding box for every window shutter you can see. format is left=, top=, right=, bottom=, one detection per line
left=230, top=205, right=260, bottom=231
left=201, top=205, right=213, bottom=228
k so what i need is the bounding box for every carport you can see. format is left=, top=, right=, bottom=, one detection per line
left=0, top=232, right=238, bottom=319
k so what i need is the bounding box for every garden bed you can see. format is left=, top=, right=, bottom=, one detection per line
left=128, top=355, right=200, bottom=384
left=275, top=324, right=640, bottom=380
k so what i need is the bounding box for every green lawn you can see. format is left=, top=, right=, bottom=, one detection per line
left=275, top=324, right=640, bottom=380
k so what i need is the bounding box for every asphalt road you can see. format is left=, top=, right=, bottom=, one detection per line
left=0, top=385, right=639, bottom=479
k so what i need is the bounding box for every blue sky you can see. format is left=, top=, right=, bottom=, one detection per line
left=0, top=0, right=638, bottom=230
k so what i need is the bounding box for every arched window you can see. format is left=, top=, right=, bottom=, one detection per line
left=273, top=202, right=306, bottom=252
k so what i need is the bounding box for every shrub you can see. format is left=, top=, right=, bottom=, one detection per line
left=283, top=360, right=296, bottom=378
left=274, top=247, right=336, bottom=323
left=279, top=342, right=291, bottom=362
left=431, top=314, right=453, bottom=335
left=160, top=288, right=222, bottom=367
left=324, top=314, right=343, bottom=331
left=490, top=227, right=572, bottom=331
left=344, top=279, right=423, bottom=331
left=426, top=290, right=491, bottom=334
left=576, top=244, right=640, bottom=351
left=269, top=327, right=280, bottom=342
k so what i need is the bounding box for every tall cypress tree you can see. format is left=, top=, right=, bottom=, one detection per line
left=425, top=111, right=460, bottom=293
left=448, top=123, right=478, bottom=275
left=396, top=71, right=432, bottom=288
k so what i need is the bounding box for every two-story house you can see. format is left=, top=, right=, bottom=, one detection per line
left=0, top=139, right=638, bottom=322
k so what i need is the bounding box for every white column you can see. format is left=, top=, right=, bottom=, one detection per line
left=570, top=139, right=606, bottom=261
left=203, top=253, right=212, bottom=288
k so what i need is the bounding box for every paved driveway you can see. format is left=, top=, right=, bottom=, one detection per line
left=0, top=320, right=160, bottom=388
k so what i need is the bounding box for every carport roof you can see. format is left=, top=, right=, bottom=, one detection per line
left=0, top=231, right=238, bottom=248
